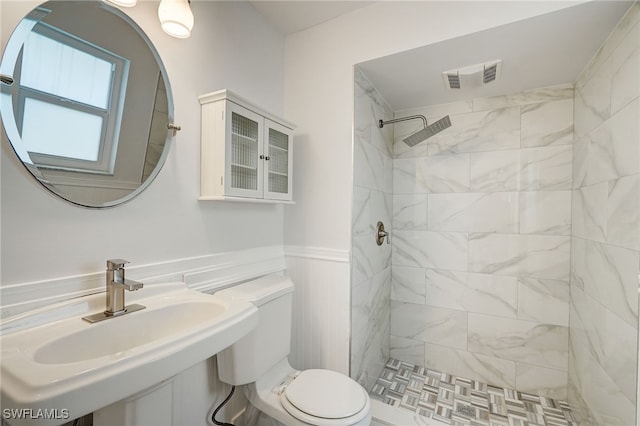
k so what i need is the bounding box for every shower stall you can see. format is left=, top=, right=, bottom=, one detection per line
left=350, top=3, right=639, bottom=425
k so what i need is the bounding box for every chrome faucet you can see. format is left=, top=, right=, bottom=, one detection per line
left=105, top=259, right=144, bottom=315
left=83, top=259, right=146, bottom=323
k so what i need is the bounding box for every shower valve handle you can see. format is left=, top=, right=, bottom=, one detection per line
left=376, top=221, right=390, bottom=246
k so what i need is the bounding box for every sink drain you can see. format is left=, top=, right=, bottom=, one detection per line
left=455, top=403, right=476, bottom=418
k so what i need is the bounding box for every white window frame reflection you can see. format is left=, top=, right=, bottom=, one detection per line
left=15, top=22, right=129, bottom=174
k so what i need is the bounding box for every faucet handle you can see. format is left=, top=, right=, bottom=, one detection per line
left=121, top=279, right=144, bottom=291
left=107, top=259, right=130, bottom=270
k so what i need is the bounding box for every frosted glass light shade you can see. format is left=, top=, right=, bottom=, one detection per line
left=104, top=0, right=137, bottom=7
left=158, top=0, right=194, bottom=39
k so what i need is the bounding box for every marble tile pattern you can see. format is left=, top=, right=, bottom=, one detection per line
left=354, top=6, right=640, bottom=420
left=389, top=82, right=574, bottom=401
left=371, top=358, right=577, bottom=426
left=351, top=67, right=394, bottom=390
left=568, top=4, right=640, bottom=426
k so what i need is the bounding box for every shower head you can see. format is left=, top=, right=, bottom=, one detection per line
left=402, top=115, right=451, bottom=147
left=378, top=114, right=451, bottom=147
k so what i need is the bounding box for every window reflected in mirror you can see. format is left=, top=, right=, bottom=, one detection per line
left=19, top=21, right=129, bottom=174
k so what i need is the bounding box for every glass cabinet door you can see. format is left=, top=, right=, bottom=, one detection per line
left=226, top=102, right=264, bottom=198
left=264, top=119, right=292, bottom=200
left=199, top=90, right=295, bottom=202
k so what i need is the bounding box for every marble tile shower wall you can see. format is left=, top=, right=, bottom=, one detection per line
left=390, top=84, right=575, bottom=401
left=568, top=4, right=640, bottom=426
left=351, top=67, right=393, bottom=390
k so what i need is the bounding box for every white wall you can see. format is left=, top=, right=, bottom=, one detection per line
left=1, top=0, right=286, bottom=287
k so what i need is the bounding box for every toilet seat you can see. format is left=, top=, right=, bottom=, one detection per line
left=279, top=369, right=369, bottom=425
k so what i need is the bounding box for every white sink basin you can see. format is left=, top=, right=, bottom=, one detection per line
left=0, top=282, right=258, bottom=425
left=34, top=301, right=226, bottom=364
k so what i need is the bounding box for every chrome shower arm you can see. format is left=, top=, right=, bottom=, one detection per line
left=378, top=114, right=427, bottom=129
left=378, top=113, right=451, bottom=147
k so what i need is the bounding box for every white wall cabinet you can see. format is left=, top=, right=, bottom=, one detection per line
left=199, top=89, right=294, bottom=203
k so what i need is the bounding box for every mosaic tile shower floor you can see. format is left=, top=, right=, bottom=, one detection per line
left=371, top=359, right=577, bottom=426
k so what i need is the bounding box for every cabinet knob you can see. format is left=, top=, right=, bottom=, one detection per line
left=265, top=156, right=270, bottom=160
left=259, top=155, right=265, bottom=159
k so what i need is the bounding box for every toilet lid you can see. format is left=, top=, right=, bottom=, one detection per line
left=283, top=369, right=367, bottom=419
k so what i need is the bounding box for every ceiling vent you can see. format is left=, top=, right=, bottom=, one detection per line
left=442, top=59, right=502, bottom=90
left=447, top=73, right=461, bottom=89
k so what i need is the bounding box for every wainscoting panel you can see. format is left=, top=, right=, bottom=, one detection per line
left=285, top=246, right=351, bottom=376
left=0, top=246, right=287, bottom=319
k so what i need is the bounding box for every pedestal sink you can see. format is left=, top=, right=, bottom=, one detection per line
left=0, top=282, right=258, bottom=426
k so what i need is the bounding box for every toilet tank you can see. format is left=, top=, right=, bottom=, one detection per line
left=215, top=275, right=294, bottom=385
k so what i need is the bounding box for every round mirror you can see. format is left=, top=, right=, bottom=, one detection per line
left=0, top=0, right=174, bottom=208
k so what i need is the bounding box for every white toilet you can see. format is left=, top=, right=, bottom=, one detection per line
left=215, top=275, right=371, bottom=426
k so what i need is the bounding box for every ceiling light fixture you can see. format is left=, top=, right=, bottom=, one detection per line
left=104, top=0, right=137, bottom=8
left=158, top=0, right=194, bottom=39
